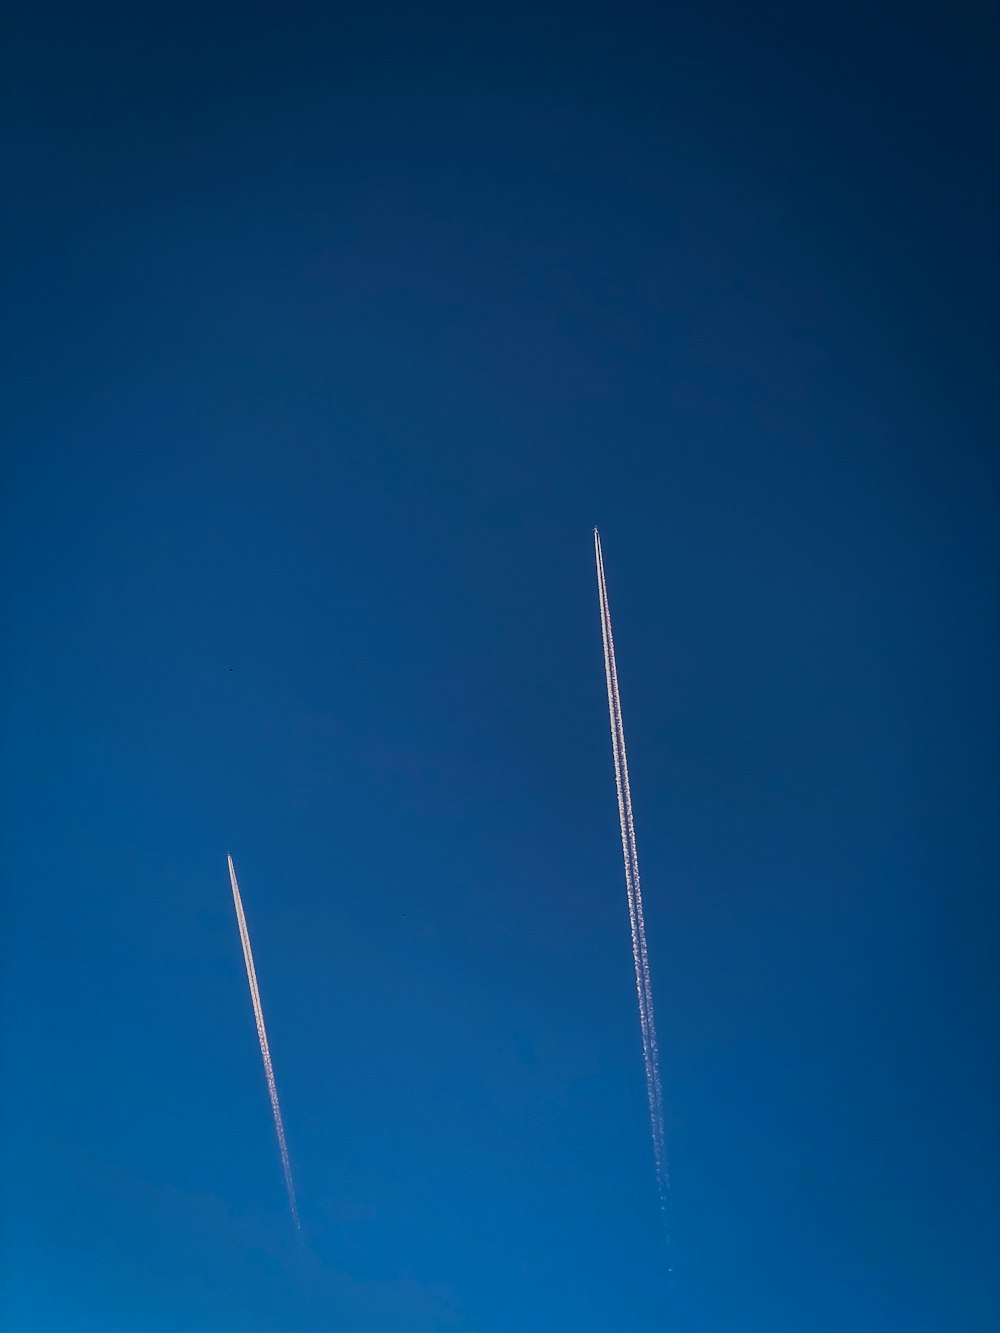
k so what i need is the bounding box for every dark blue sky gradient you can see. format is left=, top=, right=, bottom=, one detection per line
left=2, top=4, right=997, bottom=1330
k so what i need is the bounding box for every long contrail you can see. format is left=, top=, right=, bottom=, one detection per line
left=594, top=528, right=669, bottom=1207
left=227, top=853, right=300, bottom=1229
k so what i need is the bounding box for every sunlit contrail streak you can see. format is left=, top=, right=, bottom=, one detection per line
left=594, top=529, right=669, bottom=1206
left=227, top=854, right=300, bottom=1229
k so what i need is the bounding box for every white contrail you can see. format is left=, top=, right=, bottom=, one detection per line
left=594, top=529, right=669, bottom=1206
left=227, top=854, right=300, bottom=1229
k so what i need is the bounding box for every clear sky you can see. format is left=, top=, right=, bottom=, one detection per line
left=2, top=3, right=997, bottom=1331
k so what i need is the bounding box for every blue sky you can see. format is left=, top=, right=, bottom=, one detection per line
left=2, top=3, right=997, bottom=1330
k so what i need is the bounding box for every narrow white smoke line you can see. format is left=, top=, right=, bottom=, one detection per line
left=597, top=548, right=664, bottom=1108
left=594, top=529, right=669, bottom=1204
left=228, top=854, right=301, bottom=1229
left=597, top=559, right=668, bottom=1200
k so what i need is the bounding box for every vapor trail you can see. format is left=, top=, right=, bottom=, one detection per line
left=228, top=854, right=300, bottom=1229
left=594, top=529, right=669, bottom=1206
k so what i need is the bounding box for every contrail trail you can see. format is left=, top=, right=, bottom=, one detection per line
left=227, top=853, right=300, bottom=1229
left=594, top=529, right=669, bottom=1208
